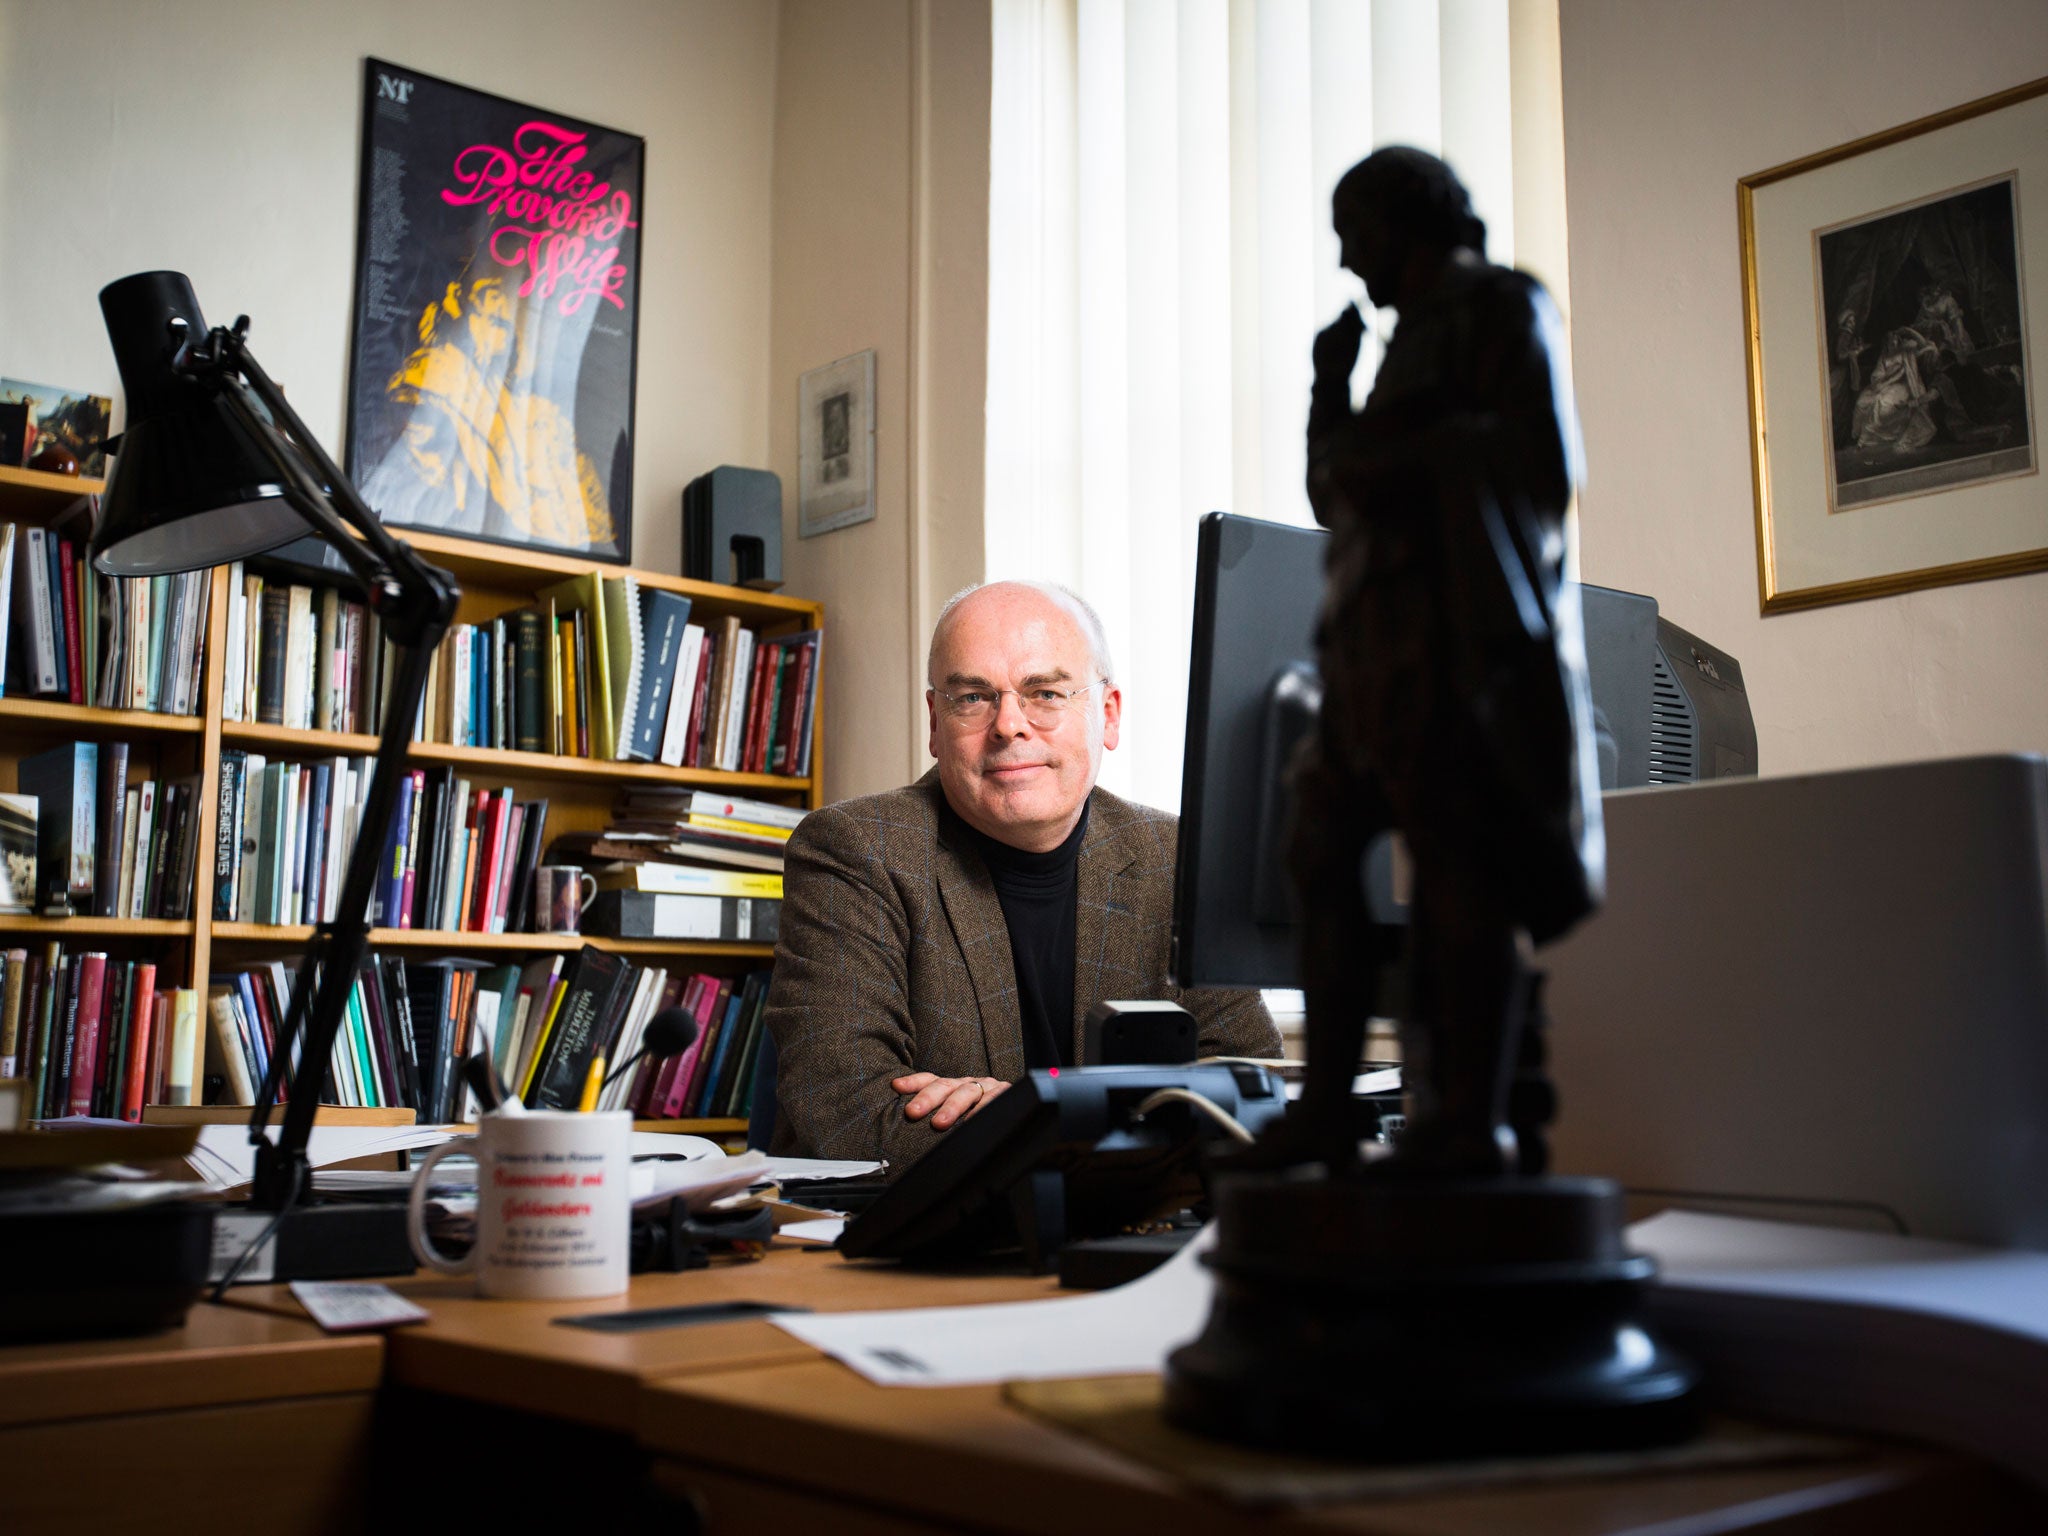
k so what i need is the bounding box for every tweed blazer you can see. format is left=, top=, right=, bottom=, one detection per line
left=764, top=772, right=1279, bottom=1169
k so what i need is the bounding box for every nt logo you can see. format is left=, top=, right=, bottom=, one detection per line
left=377, top=74, right=415, bottom=105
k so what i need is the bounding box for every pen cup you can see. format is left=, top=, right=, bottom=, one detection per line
left=407, top=1109, right=632, bottom=1299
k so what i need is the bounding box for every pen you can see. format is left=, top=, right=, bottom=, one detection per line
left=578, top=1054, right=605, bottom=1113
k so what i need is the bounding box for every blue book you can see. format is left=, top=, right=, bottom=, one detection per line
left=376, top=771, right=415, bottom=927
left=692, top=985, right=747, bottom=1117
left=304, top=760, right=331, bottom=925
left=627, top=590, right=693, bottom=762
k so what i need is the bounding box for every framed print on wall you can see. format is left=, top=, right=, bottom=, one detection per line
left=345, top=59, right=641, bottom=563
left=798, top=350, right=877, bottom=539
left=1740, top=75, right=2048, bottom=613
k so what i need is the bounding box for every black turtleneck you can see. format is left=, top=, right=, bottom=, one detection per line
left=952, top=801, right=1089, bottom=1070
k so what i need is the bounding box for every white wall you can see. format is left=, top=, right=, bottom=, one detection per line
left=0, top=0, right=779, bottom=577
left=769, top=0, right=989, bottom=804
left=1560, top=0, right=2048, bottom=775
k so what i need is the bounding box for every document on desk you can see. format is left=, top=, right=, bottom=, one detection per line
left=1632, top=1210, right=2048, bottom=1491
left=770, top=1225, right=1218, bottom=1386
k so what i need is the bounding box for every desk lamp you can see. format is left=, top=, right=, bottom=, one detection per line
left=97, top=271, right=458, bottom=1268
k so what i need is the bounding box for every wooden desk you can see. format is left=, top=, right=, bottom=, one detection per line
left=639, top=1360, right=2045, bottom=1535
left=229, top=1243, right=1066, bottom=1431
left=13, top=1245, right=2044, bottom=1534
left=0, top=1305, right=383, bottom=1536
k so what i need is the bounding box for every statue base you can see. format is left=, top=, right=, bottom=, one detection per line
left=1163, top=1169, right=1699, bottom=1459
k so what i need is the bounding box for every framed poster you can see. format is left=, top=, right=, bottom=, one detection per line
left=346, top=59, right=641, bottom=563
left=1740, top=76, right=2047, bottom=613
left=798, top=350, right=876, bottom=538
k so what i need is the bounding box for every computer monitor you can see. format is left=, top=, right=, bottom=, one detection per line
left=1172, top=513, right=1759, bottom=990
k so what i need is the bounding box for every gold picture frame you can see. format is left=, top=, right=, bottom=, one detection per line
left=1740, top=76, right=2048, bottom=613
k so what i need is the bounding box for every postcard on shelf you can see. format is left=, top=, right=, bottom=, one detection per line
left=0, top=380, right=113, bottom=478
left=0, top=793, right=33, bottom=914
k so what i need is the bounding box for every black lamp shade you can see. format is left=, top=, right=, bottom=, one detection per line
left=93, top=271, right=309, bottom=576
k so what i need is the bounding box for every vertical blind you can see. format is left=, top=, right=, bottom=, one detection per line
left=987, top=0, right=1525, bottom=813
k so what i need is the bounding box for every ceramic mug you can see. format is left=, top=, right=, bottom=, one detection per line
left=533, top=865, right=598, bottom=933
left=406, top=1109, right=632, bottom=1299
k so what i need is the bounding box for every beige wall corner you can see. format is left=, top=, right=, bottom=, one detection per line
left=771, top=0, right=991, bottom=804
left=1560, top=0, right=2048, bottom=775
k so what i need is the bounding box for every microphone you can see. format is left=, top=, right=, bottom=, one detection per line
left=601, top=1007, right=700, bottom=1090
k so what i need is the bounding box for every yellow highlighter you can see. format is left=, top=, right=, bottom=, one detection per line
left=577, top=1055, right=606, bottom=1113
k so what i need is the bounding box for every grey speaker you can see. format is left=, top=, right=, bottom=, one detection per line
left=683, top=465, right=783, bottom=589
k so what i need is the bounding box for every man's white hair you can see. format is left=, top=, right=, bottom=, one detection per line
left=927, top=580, right=1116, bottom=686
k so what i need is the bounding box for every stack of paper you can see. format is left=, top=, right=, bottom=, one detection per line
left=1632, top=1210, right=2048, bottom=1491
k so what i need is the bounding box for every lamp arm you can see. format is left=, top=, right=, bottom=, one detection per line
left=191, top=326, right=462, bottom=1209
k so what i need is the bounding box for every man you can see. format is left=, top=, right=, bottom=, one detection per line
left=766, top=581, right=1279, bottom=1169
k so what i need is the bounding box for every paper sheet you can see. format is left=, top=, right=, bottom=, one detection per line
left=779, top=1217, right=847, bottom=1244
left=771, top=1225, right=1217, bottom=1386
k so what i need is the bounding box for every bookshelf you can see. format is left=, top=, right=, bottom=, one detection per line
left=0, top=468, right=820, bottom=1124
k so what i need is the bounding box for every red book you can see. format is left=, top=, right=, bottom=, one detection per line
left=57, top=538, right=83, bottom=705
left=748, top=643, right=781, bottom=773
left=471, top=790, right=511, bottom=933
left=771, top=645, right=804, bottom=775
left=146, top=991, right=172, bottom=1106
left=65, top=953, right=109, bottom=1118
left=489, top=802, right=525, bottom=934
left=776, top=641, right=814, bottom=777
left=637, top=974, right=708, bottom=1117
left=683, top=636, right=717, bottom=767
left=660, top=977, right=730, bottom=1118
left=119, top=963, right=158, bottom=1122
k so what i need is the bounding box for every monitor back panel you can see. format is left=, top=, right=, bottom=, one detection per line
left=1544, top=754, right=2048, bottom=1250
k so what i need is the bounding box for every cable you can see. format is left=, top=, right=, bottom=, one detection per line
left=209, top=1158, right=305, bottom=1302
left=1134, top=1087, right=1255, bottom=1144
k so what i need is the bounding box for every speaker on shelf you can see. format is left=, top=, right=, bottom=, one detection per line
left=683, top=466, right=783, bottom=590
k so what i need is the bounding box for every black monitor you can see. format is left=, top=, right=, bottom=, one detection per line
left=1171, top=513, right=1758, bottom=990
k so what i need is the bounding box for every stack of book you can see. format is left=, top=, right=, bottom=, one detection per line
left=554, top=789, right=797, bottom=940
left=0, top=518, right=210, bottom=714
left=214, top=751, right=549, bottom=933
left=16, top=740, right=201, bottom=920
left=0, top=945, right=200, bottom=1117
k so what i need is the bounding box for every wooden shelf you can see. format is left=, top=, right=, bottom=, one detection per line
left=396, top=527, right=818, bottom=621
left=0, top=464, right=105, bottom=516
left=210, top=922, right=775, bottom=961
left=143, top=1104, right=416, bottom=1127
left=635, top=1117, right=747, bottom=1135
left=0, top=697, right=204, bottom=736
left=217, top=721, right=813, bottom=795
left=0, top=914, right=193, bottom=938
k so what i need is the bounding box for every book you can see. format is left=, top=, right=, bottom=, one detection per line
left=625, top=588, right=692, bottom=762
left=590, top=861, right=784, bottom=899
left=539, top=572, right=616, bottom=761
left=0, top=949, right=25, bottom=1078
left=526, top=945, right=631, bottom=1110
left=601, top=573, right=640, bottom=761
left=0, top=793, right=35, bottom=914
left=19, top=741, right=96, bottom=914
left=584, top=889, right=781, bottom=943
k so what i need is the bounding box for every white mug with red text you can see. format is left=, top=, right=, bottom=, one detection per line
left=406, top=1109, right=632, bottom=1299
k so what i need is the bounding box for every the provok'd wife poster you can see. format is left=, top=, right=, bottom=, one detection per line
left=346, top=59, right=641, bottom=563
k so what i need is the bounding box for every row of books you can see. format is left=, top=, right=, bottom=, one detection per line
left=0, top=518, right=209, bottom=714
left=197, top=948, right=773, bottom=1126
left=216, top=750, right=550, bottom=934
left=7, top=741, right=201, bottom=919
left=0, top=945, right=200, bottom=1118
left=220, top=561, right=821, bottom=781
left=510, top=946, right=773, bottom=1119
left=221, top=568, right=387, bottom=735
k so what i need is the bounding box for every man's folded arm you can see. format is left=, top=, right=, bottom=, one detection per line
left=764, top=809, right=954, bottom=1169
left=1182, top=983, right=1283, bottom=1060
